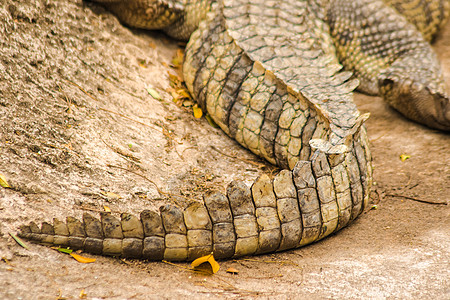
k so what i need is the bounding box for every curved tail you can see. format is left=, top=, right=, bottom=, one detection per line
left=18, top=129, right=371, bottom=261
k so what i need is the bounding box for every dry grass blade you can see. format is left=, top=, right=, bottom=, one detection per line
left=9, top=232, right=29, bottom=250
left=386, top=193, right=447, bottom=205
left=210, top=146, right=265, bottom=168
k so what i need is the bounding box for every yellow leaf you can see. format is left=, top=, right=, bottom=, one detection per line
left=226, top=267, right=239, bottom=274
left=70, top=253, right=96, bottom=263
left=191, top=253, right=220, bottom=274
left=103, top=205, right=111, bottom=212
left=146, top=87, right=161, bottom=100
left=193, top=104, right=203, bottom=119
left=79, top=289, right=87, bottom=299
left=399, top=154, right=411, bottom=162
left=0, top=173, right=10, bottom=188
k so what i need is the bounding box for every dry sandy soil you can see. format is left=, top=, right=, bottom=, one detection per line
left=0, top=0, right=449, bottom=299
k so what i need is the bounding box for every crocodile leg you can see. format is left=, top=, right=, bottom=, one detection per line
left=90, top=0, right=214, bottom=40
left=383, top=0, right=450, bottom=42
left=328, top=0, right=450, bottom=130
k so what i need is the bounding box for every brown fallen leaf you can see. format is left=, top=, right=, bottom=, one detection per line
left=226, top=267, right=239, bottom=274
left=182, top=100, right=194, bottom=107
left=191, top=253, right=220, bottom=274
left=168, top=73, right=184, bottom=89
left=101, top=191, right=121, bottom=200
left=70, top=253, right=96, bottom=264
left=171, top=49, right=184, bottom=68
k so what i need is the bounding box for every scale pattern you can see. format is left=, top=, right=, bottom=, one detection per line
left=328, top=0, right=450, bottom=129
left=18, top=0, right=449, bottom=261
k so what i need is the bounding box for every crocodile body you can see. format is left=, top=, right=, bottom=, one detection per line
left=18, top=0, right=449, bottom=261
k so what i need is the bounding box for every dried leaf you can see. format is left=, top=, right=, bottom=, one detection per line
left=193, top=104, right=203, bottom=119
left=57, top=247, right=73, bottom=254
left=191, top=253, right=220, bottom=274
left=177, top=89, right=191, bottom=99
left=101, top=191, right=121, bottom=200
left=70, top=253, right=96, bottom=263
left=9, top=232, right=29, bottom=250
left=0, top=173, right=10, bottom=188
left=79, top=289, right=87, bottom=299
left=182, top=100, right=194, bottom=107
left=103, top=205, right=111, bottom=212
left=171, top=49, right=184, bottom=68
left=399, top=154, right=411, bottom=162
left=169, top=89, right=179, bottom=100
left=226, top=267, right=239, bottom=274
left=146, top=87, right=161, bottom=100
left=168, top=73, right=182, bottom=84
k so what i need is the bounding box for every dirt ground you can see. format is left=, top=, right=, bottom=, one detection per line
left=0, top=0, right=449, bottom=299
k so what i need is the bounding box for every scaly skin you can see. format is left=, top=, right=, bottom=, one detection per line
left=18, top=0, right=448, bottom=261
left=328, top=0, right=450, bottom=130
left=89, top=0, right=450, bottom=129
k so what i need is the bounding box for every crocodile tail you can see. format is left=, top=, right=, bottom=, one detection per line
left=18, top=129, right=370, bottom=261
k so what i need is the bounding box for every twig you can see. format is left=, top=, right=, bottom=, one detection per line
left=370, top=188, right=382, bottom=205
left=162, top=260, right=221, bottom=277
left=242, top=274, right=284, bottom=280
left=369, top=132, right=387, bottom=143
left=66, top=79, right=175, bottom=141
left=65, top=79, right=98, bottom=102
left=75, top=205, right=117, bottom=214
left=238, top=258, right=300, bottom=267
left=106, top=164, right=192, bottom=204
left=98, top=107, right=164, bottom=134
left=210, top=145, right=265, bottom=168
left=99, top=136, right=141, bottom=163
left=161, top=260, right=188, bottom=268
left=386, top=194, right=447, bottom=205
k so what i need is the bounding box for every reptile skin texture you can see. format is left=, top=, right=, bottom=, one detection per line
left=18, top=0, right=449, bottom=261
